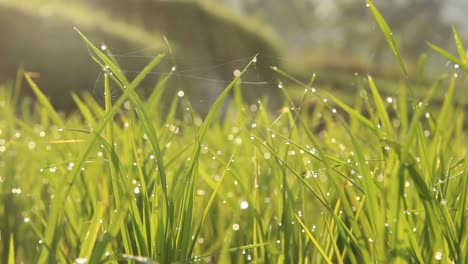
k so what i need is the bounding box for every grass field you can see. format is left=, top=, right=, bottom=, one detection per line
left=1, top=1, right=467, bottom=263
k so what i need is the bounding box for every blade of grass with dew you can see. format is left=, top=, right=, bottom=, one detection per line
left=365, top=0, right=407, bottom=76
left=36, top=32, right=164, bottom=263
left=188, top=151, right=236, bottom=257
left=427, top=42, right=468, bottom=73
left=452, top=25, right=468, bottom=65
left=432, top=75, right=456, bottom=144
left=455, top=156, right=468, bottom=262
left=24, top=74, right=64, bottom=128
left=341, top=121, right=386, bottom=261
left=75, top=29, right=176, bottom=258
left=269, top=130, right=365, bottom=194
left=175, top=56, right=257, bottom=261
left=254, top=136, right=329, bottom=208
left=367, top=75, right=395, bottom=139
left=296, top=215, right=333, bottom=264
left=402, top=78, right=443, bottom=160
left=326, top=93, right=376, bottom=133
left=77, top=203, right=105, bottom=259
left=87, top=200, right=131, bottom=263
left=127, top=129, right=152, bottom=256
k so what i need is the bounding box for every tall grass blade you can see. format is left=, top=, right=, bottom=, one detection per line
left=365, top=0, right=407, bottom=76
left=24, top=74, right=64, bottom=127
left=8, top=235, right=15, bottom=264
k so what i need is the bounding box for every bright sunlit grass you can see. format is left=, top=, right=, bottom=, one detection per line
left=1, top=1, right=467, bottom=263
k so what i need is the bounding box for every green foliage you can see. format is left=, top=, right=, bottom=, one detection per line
left=1, top=2, right=467, bottom=263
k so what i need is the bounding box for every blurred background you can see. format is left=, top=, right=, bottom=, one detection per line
left=0, top=0, right=467, bottom=114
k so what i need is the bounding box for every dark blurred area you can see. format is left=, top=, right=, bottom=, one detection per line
left=0, top=0, right=467, bottom=113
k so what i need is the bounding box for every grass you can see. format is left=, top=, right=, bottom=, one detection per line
left=1, top=1, right=467, bottom=263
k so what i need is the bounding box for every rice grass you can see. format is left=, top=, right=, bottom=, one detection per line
left=1, top=1, right=467, bottom=263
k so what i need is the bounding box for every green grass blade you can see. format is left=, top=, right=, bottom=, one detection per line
left=326, top=92, right=376, bottom=133
left=365, top=0, right=407, bottom=76
left=8, top=235, right=15, bottom=264
left=24, top=74, right=64, bottom=127
left=367, top=75, right=394, bottom=139
left=452, top=25, right=468, bottom=65
left=78, top=203, right=105, bottom=259
left=427, top=42, right=468, bottom=73
left=296, top=215, right=333, bottom=264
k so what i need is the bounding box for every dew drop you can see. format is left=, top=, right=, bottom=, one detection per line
left=233, top=69, right=241, bottom=77
left=75, top=258, right=88, bottom=264
left=123, top=101, right=131, bottom=110
left=232, top=224, right=240, bottom=231
left=240, top=201, right=249, bottom=210
left=100, top=44, right=107, bottom=51
left=177, top=90, right=185, bottom=97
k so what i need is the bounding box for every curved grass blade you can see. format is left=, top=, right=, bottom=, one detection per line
left=427, top=42, right=468, bottom=73
left=365, top=0, right=407, bottom=76
left=24, top=74, right=64, bottom=127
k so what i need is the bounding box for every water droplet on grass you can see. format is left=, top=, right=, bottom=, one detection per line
left=123, top=101, right=131, bottom=110
left=278, top=82, right=283, bottom=89
left=240, top=201, right=249, bottom=209
left=177, top=90, right=184, bottom=97
left=100, top=44, right=107, bottom=51
left=233, top=69, right=241, bottom=77
left=232, top=224, right=240, bottom=231
left=434, top=251, right=442, bottom=260
left=75, top=258, right=88, bottom=264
